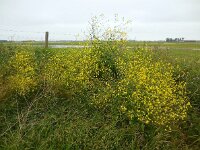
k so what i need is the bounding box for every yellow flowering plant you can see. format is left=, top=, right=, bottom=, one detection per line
left=116, top=48, right=191, bottom=128
left=85, top=15, right=129, bottom=108
left=86, top=16, right=191, bottom=128
left=42, top=49, right=94, bottom=96
left=8, top=47, right=37, bottom=95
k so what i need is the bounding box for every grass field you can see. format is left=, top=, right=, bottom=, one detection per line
left=0, top=41, right=200, bottom=149
left=2, top=40, right=200, bottom=49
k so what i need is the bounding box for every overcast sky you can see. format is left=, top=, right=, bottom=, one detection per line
left=0, top=0, right=200, bottom=41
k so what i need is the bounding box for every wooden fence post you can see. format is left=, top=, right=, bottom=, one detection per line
left=45, top=31, right=49, bottom=48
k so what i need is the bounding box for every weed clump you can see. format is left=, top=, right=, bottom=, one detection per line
left=116, top=48, right=191, bottom=128
left=84, top=16, right=191, bottom=129
left=8, top=47, right=37, bottom=95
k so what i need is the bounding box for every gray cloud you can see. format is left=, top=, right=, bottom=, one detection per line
left=0, top=0, right=200, bottom=40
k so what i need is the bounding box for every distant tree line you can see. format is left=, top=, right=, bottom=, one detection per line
left=0, top=40, right=8, bottom=42
left=166, top=38, right=184, bottom=42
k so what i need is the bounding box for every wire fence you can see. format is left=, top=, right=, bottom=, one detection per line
left=0, top=26, right=84, bottom=42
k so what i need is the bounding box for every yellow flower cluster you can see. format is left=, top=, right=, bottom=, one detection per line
left=8, top=50, right=37, bottom=95
left=117, top=48, right=191, bottom=127
left=87, top=38, right=126, bottom=108
left=42, top=49, right=95, bottom=95
left=85, top=24, right=191, bottom=128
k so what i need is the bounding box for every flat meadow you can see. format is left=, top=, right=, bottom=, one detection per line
left=0, top=39, right=200, bottom=149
